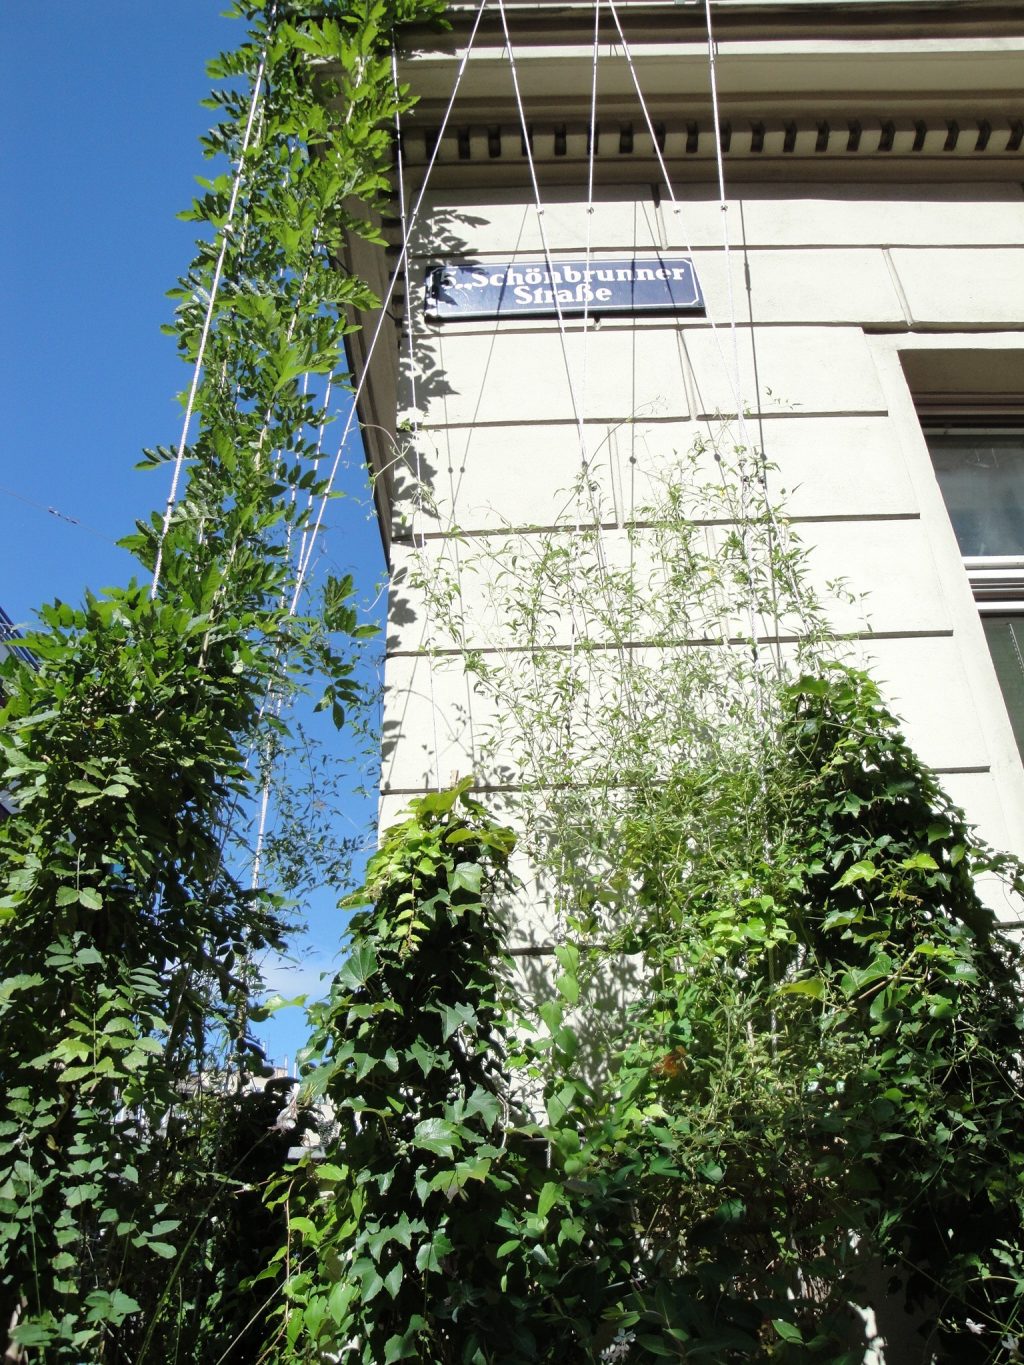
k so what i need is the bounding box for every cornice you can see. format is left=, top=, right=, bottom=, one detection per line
left=396, top=113, right=1023, bottom=176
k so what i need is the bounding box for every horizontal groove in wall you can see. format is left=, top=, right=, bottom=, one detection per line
left=416, top=321, right=895, bottom=337
left=394, top=513, right=923, bottom=544
left=380, top=759, right=991, bottom=800
left=410, top=410, right=891, bottom=430
left=398, top=240, right=1024, bottom=259
left=384, top=628, right=955, bottom=659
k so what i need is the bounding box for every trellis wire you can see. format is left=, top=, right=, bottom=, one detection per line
left=392, top=48, right=447, bottom=790
left=150, top=4, right=276, bottom=600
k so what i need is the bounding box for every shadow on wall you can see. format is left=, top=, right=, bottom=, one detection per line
left=383, top=204, right=515, bottom=791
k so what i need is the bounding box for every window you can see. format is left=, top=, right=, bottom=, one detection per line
left=920, top=416, right=1024, bottom=760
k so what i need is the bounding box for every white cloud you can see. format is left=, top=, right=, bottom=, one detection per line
left=259, top=952, right=339, bottom=1005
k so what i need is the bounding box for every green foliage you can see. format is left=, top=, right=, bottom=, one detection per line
left=598, top=665, right=1024, bottom=1360
left=410, top=435, right=1024, bottom=1361
left=0, top=0, right=444, bottom=1357
left=268, top=783, right=638, bottom=1363
left=3, top=0, right=1023, bottom=1357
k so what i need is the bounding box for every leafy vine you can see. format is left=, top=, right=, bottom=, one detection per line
left=0, top=0, right=443, bottom=1357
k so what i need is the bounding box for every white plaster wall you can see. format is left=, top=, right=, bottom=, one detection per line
left=383, top=180, right=1024, bottom=879
left=410, top=183, right=1024, bottom=257
left=399, top=415, right=919, bottom=529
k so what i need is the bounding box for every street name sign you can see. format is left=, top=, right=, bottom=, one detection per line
left=425, top=257, right=704, bottom=321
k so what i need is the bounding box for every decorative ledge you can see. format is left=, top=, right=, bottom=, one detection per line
left=399, top=114, right=1023, bottom=166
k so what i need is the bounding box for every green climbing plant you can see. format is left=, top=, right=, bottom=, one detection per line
left=264, top=780, right=640, bottom=1363
left=0, top=1, right=444, bottom=1358
left=405, top=431, right=1024, bottom=1361
left=3, top=1, right=1023, bottom=1359
left=594, top=664, right=1024, bottom=1361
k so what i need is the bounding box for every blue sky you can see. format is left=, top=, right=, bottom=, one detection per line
left=0, top=5, right=387, bottom=1067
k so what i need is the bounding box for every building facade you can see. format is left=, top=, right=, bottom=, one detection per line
left=348, top=0, right=1024, bottom=933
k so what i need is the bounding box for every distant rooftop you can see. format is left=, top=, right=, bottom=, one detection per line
left=0, top=606, right=35, bottom=669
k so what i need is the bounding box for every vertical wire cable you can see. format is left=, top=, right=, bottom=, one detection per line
left=494, top=0, right=592, bottom=478
left=702, top=0, right=764, bottom=711
left=555, top=0, right=604, bottom=935
left=607, top=0, right=807, bottom=642
left=565, top=0, right=603, bottom=692
left=392, top=46, right=445, bottom=790
left=606, top=0, right=750, bottom=441
left=151, top=5, right=276, bottom=600
left=290, top=0, right=490, bottom=616
left=704, top=0, right=782, bottom=1032
left=704, top=0, right=745, bottom=429
left=495, top=0, right=636, bottom=730
left=217, top=2, right=489, bottom=895
left=295, top=372, right=334, bottom=579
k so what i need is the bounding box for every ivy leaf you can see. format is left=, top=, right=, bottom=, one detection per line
left=383, top=1262, right=403, bottom=1298
left=84, top=1289, right=141, bottom=1325
left=636, top=1336, right=678, bottom=1358
left=412, top=1118, right=461, bottom=1158
left=450, top=862, right=483, bottom=896
left=361, top=1268, right=385, bottom=1303
left=832, top=860, right=877, bottom=889
left=555, top=970, right=579, bottom=1005
left=337, top=944, right=377, bottom=993
left=10, top=1324, right=56, bottom=1348
left=414, top=1230, right=454, bottom=1274
left=385, top=1327, right=420, bottom=1362
left=901, top=852, right=939, bottom=872
left=441, top=1002, right=476, bottom=1041
left=546, top=1083, right=576, bottom=1128
left=464, top=1086, right=500, bottom=1127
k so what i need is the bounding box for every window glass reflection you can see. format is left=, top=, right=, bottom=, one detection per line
left=926, top=432, right=1024, bottom=556
left=982, top=615, right=1024, bottom=761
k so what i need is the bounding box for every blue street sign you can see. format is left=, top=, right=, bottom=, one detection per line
left=425, top=257, right=704, bottom=321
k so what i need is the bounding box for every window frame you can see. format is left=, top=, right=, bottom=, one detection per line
left=919, top=412, right=1024, bottom=764
left=917, top=411, right=1024, bottom=611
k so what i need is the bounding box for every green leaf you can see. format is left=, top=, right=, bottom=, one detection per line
left=636, top=1335, right=677, bottom=1357
left=901, top=852, right=939, bottom=872
left=832, top=859, right=877, bottom=889
left=555, top=970, right=579, bottom=1005
left=537, top=1181, right=560, bottom=1218
left=773, top=1319, right=804, bottom=1344
left=84, top=1289, right=141, bottom=1325
left=337, top=943, right=377, bottom=992
left=546, top=1083, right=576, bottom=1128
left=412, top=1118, right=461, bottom=1158
left=697, top=1160, right=724, bottom=1184
left=11, top=1324, right=56, bottom=1348
left=414, top=1230, right=454, bottom=1274
left=385, top=1329, right=419, bottom=1363
left=464, top=1086, right=500, bottom=1128
left=450, top=861, right=482, bottom=895
left=361, top=1268, right=384, bottom=1303
left=778, top=976, right=824, bottom=1000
